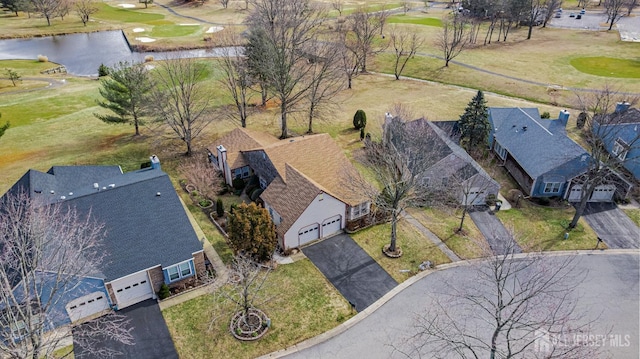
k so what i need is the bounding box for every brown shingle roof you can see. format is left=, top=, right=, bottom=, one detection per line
left=261, top=164, right=323, bottom=238
left=207, top=128, right=280, bottom=169
left=260, top=134, right=366, bottom=205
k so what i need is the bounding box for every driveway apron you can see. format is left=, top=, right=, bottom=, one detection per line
left=73, top=299, right=179, bottom=359
left=302, top=234, right=398, bottom=312
left=469, top=208, right=522, bottom=255
left=582, top=203, right=640, bottom=249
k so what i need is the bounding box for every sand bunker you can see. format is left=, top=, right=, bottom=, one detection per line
left=179, top=23, right=200, bottom=26
left=135, top=37, right=156, bottom=43
left=206, top=26, right=224, bottom=33
left=118, top=3, right=136, bottom=8
left=132, top=28, right=145, bottom=33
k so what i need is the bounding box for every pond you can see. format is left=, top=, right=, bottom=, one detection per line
left=0, top=30, right=237, bottom=76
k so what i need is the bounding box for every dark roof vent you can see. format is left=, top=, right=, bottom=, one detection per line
left=522, top=126, right=528, bottom=131
left=34, top=189, right=42, bottom=194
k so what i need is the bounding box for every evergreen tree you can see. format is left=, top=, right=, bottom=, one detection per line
left=95, top=61, right=153, bottom=136
left=227, top=203, right=277, bottom=262
left=0, top=114, right=8, bottom=140
left=458, top=90, right=490, bottom=151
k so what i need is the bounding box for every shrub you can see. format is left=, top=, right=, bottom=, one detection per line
left=144, top=55, right=154, bottom=62
left=158, top=284, right=170, bottom=300
left=216, top=198, right=224, bottom=217
left=541, top=111, right=550, bottom=119
left=232, top=178, right=245, bottom=191
left=98, top=63, right=109, bottom=77
left=250, top=188, right=264, bottom=202
left=199, top=198, right=212, bottom=207
left=37, top=55, right=48, bottom=62
left=485, top=194, right=497, bottom=206
left=353, top=109, right=367, bottom=130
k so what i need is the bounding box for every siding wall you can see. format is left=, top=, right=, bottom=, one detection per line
left=282, top=193, right=345, bottom=249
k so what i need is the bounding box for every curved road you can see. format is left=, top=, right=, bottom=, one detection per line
left=266, top=251, right=639, bottom=359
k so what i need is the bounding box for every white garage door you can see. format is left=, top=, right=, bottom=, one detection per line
left=112, top=271, right=153, bottom=309
left=66, top=292, right=110, bottom=322
left=568, top=185, right=615, bottom=202
left=590, top=185, right=615, bottom=202
left=322, top=215, right=342, bottom=237
left=298, top=224, right=319, bottom=247
left=466, top=188, right=487, bottom=206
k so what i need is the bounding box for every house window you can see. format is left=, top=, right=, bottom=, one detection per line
left=544, top=182, right=562, bottom=194
left=494, top=141, right=507, bottom=160
left=421, top=177, right=431, bottom=187
left=612, top=138, right=628, bottom=161
left=166, top=261, right=193, bottom=282
left=351, top=202, right=370, bottom=219
left=259, top=177, right=268, bottom=189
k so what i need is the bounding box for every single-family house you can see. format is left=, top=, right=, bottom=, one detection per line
left=389, top=117, right=500, bottom=206
left=593, top=102, right=640, bottom=181
left=208, top=129, right=370, bottom=250
left=1, top=158, right=205, bottom=330
left=487, top=107, right=625, bottom=202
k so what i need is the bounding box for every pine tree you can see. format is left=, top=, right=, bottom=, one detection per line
left=458, top=90, right=490, bottom=151
left=227, top=203, right=277, bottom=262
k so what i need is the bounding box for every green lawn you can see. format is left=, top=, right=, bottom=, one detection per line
left=150, top=24, right=200, bottom=38
left=351, top=221, right=451, bottom=282
left=93, top=3, right=165, bottom=23
left=388, top=15, right=442, bottom=27
left=407, top=207, right=488, bottom=259
left=623, top=208, right=640, bottom=227
left=162, top=259, right=353, bottom=359
left=496, top=203, right=600, bottom=251
left=1, top=59, right=59, bottom=75
left=570, top=57, right=640, bottom=78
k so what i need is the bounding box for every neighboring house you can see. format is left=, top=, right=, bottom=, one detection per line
left=593, top=102, right=640, bottom=181
left=208, top=129, right=370, bottom=250
left=2, top=158, right=205, bottom=329
left=488, top=108, right=627, bottom=202
left=391, top=118, right=500, bottom=206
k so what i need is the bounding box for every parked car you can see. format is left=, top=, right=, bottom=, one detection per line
left=569, top=12, right=575, bottom=17
left=576, top=14, right=582, bottom=19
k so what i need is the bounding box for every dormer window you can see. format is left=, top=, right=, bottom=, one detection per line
left=612, top=138, right=628, bottom=161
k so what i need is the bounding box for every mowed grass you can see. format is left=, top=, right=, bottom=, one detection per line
left=570, top=57, right=640, bottom=78
left=0, top=59, right=60, bottom=75
left=388, top=15, right=442, bottom=26
left=495, top=202, right=600, bottom=251
left=622, top=208, right=640, bottom=227
left=162, top=259, right=354, bottom=359
left=407, top=207, right=488, bottom=259
left=149, top=24, right=200, bottom=37
left=351, top=221, right=451, bottom=283
left=93, top=3, right=165, bottom=23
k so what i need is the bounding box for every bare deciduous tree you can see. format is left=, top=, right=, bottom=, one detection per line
left=216, top=33, right=253, bottom=128
left=74, top=0, right=98, bottom=26
left=402, top=0, right=412, bottom=14
left=439, top=12, right=470, bottom=67
left=353, top=113, right=441, bottom=256
left=568, top=87, right=639, bottom=229
left=542, top=0, right=562, bottom=27
left=56, top=0, right=71, bottom=20
left=331, top=0, right=343, bottom=16
left=0, top=192, right=133, bottom=359
left=245, top=0, right=326, bottom=138
left=219, top=0, right=229, bottom=9
left=626, top=0, right=638, bottom=15
left=178, top=153, right=222, bottom=200
left=305, top=42, right=345, bottom=133
left=151, top=56, right=213, bottom=156
left=346, top=7, right=389, bottom=73
left=399, top=237, right=600, bottom=359
left=335, top=24, right=362, bottom=89
left=31, top=0, right=60, bottom=25
left=604, top=0, right=626, bottom=30
left=389, top=26, right=423, bottom=80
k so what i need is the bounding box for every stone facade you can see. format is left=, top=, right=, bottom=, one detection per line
left=193, top=251, right=206, bottom=280
left=147, top=266, right=165, bottom=294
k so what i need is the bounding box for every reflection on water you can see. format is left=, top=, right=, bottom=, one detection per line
left=0, top=30, right=238, bottom=76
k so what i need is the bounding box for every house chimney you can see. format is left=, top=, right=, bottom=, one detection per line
left=150, top=155, right=161, bottom=170
left=558, top=110, right=570, bottom=127
left=217, top=145, right=233, bottom=185
left=615, top=101, right=630, bottom=114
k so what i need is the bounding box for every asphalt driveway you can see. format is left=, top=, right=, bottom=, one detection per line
left=302, top=234, right=398, bottom=312
left=582, top=203, right=640, bottom=249
left=73, top=299, right=178, bottom=359
left=469, top=208, right=522, bottom=255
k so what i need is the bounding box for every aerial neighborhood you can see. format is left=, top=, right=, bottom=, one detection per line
left=0, top=0, right=639, bottom=357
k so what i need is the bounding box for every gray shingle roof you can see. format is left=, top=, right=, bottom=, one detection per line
left=489, top=108, right=589, bottom=179
left=5, top=166, right=202, bottom=282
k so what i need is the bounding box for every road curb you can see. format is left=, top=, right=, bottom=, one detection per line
left=257, top=249, right=639, bottom=358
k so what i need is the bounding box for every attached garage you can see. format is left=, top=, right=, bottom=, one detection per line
left=568, top=184, right=615, bottom=203
left=111, top=271, right=154, bottom=309
left=465, top=188, right=488, bottom=206
left=298, top=224, right=320, bottom=247
left=66, top=292, right=110, bottom=322
left=321, top=215, right=342, bottom=237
